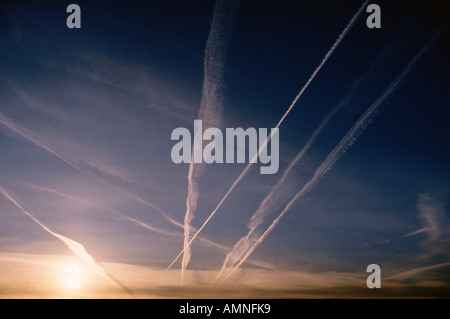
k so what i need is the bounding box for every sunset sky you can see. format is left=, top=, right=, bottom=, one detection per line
left=0, top=0, right=449, bottom=298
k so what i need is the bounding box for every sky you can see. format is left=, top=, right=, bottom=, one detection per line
left=0, top=0, right=449, bottom=298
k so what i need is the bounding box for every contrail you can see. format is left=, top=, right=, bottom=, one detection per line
left=217, top=84, right=356, bottom=278
left=0, top=113, right=77, bottom=170
left=217, top=32, right=400, bottom=277
left=168, top=0, right=369, bottom=271
left=0, top=111, right=183, bottom=231
left=220, top=29, right=442, bottom=283
left=16, top=180, right=277, bottom=270
left=181, top=0, right=239, bottom=282
left=274, top=0, right=370, bottom=128
left=15, top=181, right=183, bottom=237
left=0, top=186, right=127, bottom=290
left=120, top=216, right=277, bottom=270
left=384, top=262, right=450, bottom=281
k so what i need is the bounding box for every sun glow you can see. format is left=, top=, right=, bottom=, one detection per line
left=65, top=263, right=81, bottom=289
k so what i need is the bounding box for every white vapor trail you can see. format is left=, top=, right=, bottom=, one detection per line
left=220, top=29, right=442, bottom=283
left=0, top=186, right=123, bottom=287
left=217, top=85, right=356, bottom=278
left=180, top=0, right=239, bottom=281
left=115, top=216, right=277, bottom=270
left=169, top=0, right=369, bottom=271
left=0, top=111, right=183, bottom=232
left=274, top=0, right=370, bottom=128
left=217, top=31, right=401, bottom=277
left=18, top=181, right=276, bottom=270
left=0, top=113, right=77, bottom=170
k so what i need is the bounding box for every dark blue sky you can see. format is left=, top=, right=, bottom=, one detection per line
left=0, top=0, right=448, bottom=297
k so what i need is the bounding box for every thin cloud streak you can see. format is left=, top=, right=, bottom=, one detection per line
left=181, top=0, right=239, bottom=281
left=218, top=36, right=401, bottom=276
left=404, top=192, right=450, bottom=257
left=0, top=186, right=124, bottom=288
left=14, top=180, right=183, bottom=237
left=218, top=86, right=355, bottom=278
left=384, top=262, right=450, bottom=281
left=169, top=0, right=368, bottom=271
left=0, top=112, right=80, bottom=171
left=0, top=111, right=184, bottom=232
left=404, top=193, right=445, bottom=241
left=221, top=30, right=441, bottom=282
left=274, top=0, right=370, bottom=128
left=18, top=181, right=276, bottom=270
left=50, top=52, right=197, bottom=123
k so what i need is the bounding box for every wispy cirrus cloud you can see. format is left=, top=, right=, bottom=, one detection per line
left=404, top=192, right=450, bottom=256
left=0, top=110, right=177, bottom=227
left=14, top=180, right=276, bottom=271
left=42, top=52, right=198, bottom=124
left=179, top=0, right=239, bottom=282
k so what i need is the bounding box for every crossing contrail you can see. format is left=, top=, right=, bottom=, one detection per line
left=217, top=86, right=354, bottom=278
left=168, top=0, right=369, bottom=271
left=217, top=32, right=401, bottom=277
left=220, top=28, right=442, bottom=283
left=15, top=180, right=276, bottom=270
left=181, top=0, right=239, bottom=282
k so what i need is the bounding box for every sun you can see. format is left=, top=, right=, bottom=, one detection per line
left=65, top=263, right=82, bottom=289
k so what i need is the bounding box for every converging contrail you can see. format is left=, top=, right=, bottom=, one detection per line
left=17, top=180, right=276, bottom=270
left=0, top=186, right=128, bottom=291
left=217, top=84, right=356, bottom=278
left=217, top=33, right=400, bottom=277
left=168, top=0, right=369, bottom=271
left=220, top=29, right=442, bottom=283
left=180, top=0, right=239, bottom=282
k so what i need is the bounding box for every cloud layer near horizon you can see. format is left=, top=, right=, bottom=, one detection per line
left=0, top=0, right=448, bottom=298
left=1, top=251, right=449, bottom=298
